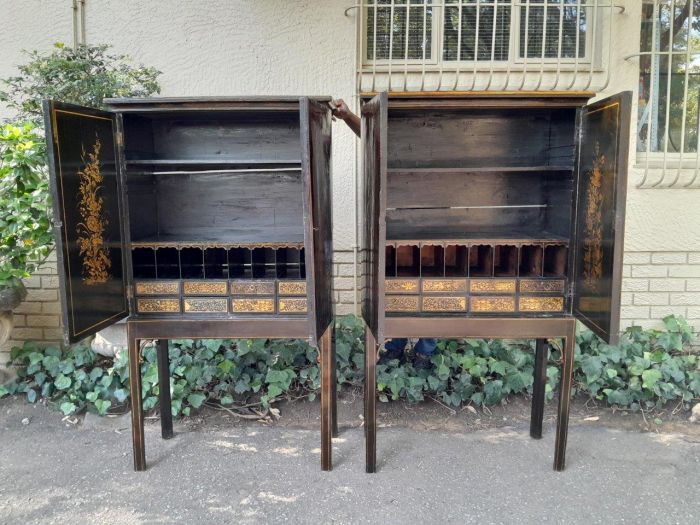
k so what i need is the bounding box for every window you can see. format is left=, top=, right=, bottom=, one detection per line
left=364, top=0, right=591, bottom=64
left=366, top=0, right=434, bottom=61
left=638, top=0, right=700, bottom=156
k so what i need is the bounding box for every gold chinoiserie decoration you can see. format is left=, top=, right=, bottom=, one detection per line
left=136, top=298, right=180, bottom=313
left=421, top=279, right=467, bottom=293
left=278, top=281, right=307, bottom=296
left=470, top=297, right=516, bottom=312
left=422, top=296, right=467, bottom=312
left=582, top=142, right=605, bottom=293
left=183, top=281, right=228, bottom=295
left=519, top=297, right=565, bottom=312
left=385, top=279, right=420, bottom=293
left=385, top=296, right=420, bottom=312
left=134, top=281, right=180, bottom=296
left=184, top=298, right=228, bottom=313
left=232, top=298, right=275, bottom=313
left=519, top=279, right=566, bottom=294
left=278, top=298, right=308, bottom=313
left=76, top=138, right=111, bottom=285
left=470, top=279, right=516, bottom=294
left=231, top=281, right=275, bottom=295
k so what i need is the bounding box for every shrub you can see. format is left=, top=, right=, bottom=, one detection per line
left=1, top=42, right=161, bottom=125
left=1, top=315, right=697, bottom=417
left=0, top=123, right=52, bottom=290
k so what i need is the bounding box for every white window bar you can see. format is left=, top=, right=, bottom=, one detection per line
left=631, top=0, right=700, bottom=189
left=355, top=1, right=620, bottom=93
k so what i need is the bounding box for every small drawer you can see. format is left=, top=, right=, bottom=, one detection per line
left=278, top=298, right=308, bottom=314
left=183, top=280, right=228, bottom=296
left=230, top=280, right=275, bottom=295
left=519, top=279, right=566, bottom=294
left=183, top=297, right=228, bottom=314
left=385, top=279, right=420, bottom=294
left=470, top=279, right=516, bottom=294
left=278, top=280, right=307, bottom=296
left=421, top=279, right=467, bottom=293
left=470, top=296, right=516, bottom=313
left=134, top=280, right=180, bottom=296
left=136, top=298, right=181, bottom=314
left=518, top=296, right=565, bottom=312
left=421, top=296, right=467, bottom=312
left=231, top=297, right=275, bottom=313
left=385, top=295, right=420, bottom=312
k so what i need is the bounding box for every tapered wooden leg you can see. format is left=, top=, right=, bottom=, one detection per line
left=554, top=320, right=576, bottom=471
left=320, top=327, right=333, bottom=471
left=128, top=327, right=146, bottom=471
left=364, top=330, right=377, bottom=473
left=530, top=338, right=549, bottom=439
left=330, top=328, right=338, bottom=438
left=157, top=338, right=174, bottom=440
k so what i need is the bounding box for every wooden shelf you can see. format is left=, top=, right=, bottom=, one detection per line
left=385, top=227, right=568, bottom=245
left=386, top=166, right=572, bottom=174
left=127, top=159, right=302, bottom=166
left=131, top=233, right=305, bottom=249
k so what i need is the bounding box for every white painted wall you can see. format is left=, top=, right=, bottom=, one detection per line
left=1, top=0, right=699, bottom=334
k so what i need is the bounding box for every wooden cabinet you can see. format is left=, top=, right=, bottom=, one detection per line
left=44, top=97, right=336, bottom=471
left=44, top=97, right=333, bottom=347
left=360, top=91, right=631, bottom=473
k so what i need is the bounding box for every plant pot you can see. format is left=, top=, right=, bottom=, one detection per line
left=0, top=281, right=27, bottom=312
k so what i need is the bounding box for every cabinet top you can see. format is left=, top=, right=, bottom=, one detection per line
left=360, top=90, right=594, bottom=110
left=104, top=96, right=332, bottom=112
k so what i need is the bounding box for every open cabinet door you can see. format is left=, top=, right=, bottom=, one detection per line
left=300, top=98, right=334, bottom=346
left=360, top=93, right=388, bottom=343
left=571, top=92, right=632, bottom=345
left=43, top=101, right=128, bottom=344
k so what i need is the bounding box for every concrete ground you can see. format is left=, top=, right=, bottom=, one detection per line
left=0, top=396, right=699, bottom=525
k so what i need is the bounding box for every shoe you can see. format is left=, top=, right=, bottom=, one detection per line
left=378, top=346, right=406, bottom=365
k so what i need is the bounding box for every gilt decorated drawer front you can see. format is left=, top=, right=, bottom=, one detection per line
left=386, top=295, right=420, bottom=312
left=135, top=281, right=180, bottom=296
left=470, top=279, right=517, bottom=294
left=278, top=298, right=308, bottom=314
left=421, top=279, right=467, bottom=293
left=385, top=279, right=420, bottom=294
left=519, top=279, right=566, bottom=294
left=278, top=281, right=307, bottom=296
left=470, top=297, right=516, bottom=313
left=230, top=280, right=276, bottom=296
left=183, top=281, right=228, bottom=296
left=183, top=297, right=228, bottom=314
left=518, top=296, right=565, bottom=312
left=422, top=296, right=467, bottom=312
left=136, top=298, right=181, bottom=314
left=231, top=298, right=276, bottom=314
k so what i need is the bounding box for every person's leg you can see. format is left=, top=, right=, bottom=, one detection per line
left=379, top=338, right=408, bottom=363
left=413, top=338, right=438, bottom=356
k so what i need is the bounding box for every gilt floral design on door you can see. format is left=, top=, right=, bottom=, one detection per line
left=582, top=142, right=604, bottom=293
left=76, top=138, right=111, bottom=285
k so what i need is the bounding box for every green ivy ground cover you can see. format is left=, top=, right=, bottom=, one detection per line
left=1, top=315, right=698, bottom=418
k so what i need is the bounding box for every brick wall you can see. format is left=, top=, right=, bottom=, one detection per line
left=333, top=250, right=357, bottom=315
left=621, top=251, right=700, bottom=342
left=1, top=251, right=63, bottom=364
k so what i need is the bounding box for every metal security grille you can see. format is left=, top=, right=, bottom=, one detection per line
left=354, top=1, right=621, bottom=92
left=634, top=0, right=700, bottom=188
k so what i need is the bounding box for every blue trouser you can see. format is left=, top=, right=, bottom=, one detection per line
left=384, top=338, right=437, bottom=356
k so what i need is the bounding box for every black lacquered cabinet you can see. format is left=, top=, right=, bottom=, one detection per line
left=360, top=91, right=631, bottom=473
left=44, top=97, right=337, bottom=471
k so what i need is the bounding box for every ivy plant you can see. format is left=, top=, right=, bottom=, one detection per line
left=1, top=315, right=698, bottom=418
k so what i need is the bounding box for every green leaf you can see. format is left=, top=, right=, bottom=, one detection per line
left=605, top=368, right=618, bottom=379
left=26, top=389, right=37, bottom=403
left=54, top=374, right=71, bottom=390
left=60, top=402, right=77, bottom=415
left=113, top=389, right=128, bottom=403
left=220, top=395, right=233, bottom=405
left=187, top=393, right=206, bottom=409
left=95, top=399, right=111, bottom=416
left=641, top=369, right=662, bottom=389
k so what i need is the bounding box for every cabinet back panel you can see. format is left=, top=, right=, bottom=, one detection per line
left=123, top=111, right=301, bottom=162
left=150, top=171, right=304, bottom=242
left=127, top=176, right=158, bottom=241
left=387, top=108, right=576, bottom=169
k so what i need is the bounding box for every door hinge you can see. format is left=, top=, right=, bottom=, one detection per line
left=567, top=282, right=575, bottom=299
left=126, top=285, right=134, bottom=301
left=115, top=131, right=124, bottom=148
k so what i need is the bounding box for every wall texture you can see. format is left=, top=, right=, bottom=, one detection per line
left=0, top=0, right=698, bottom=358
